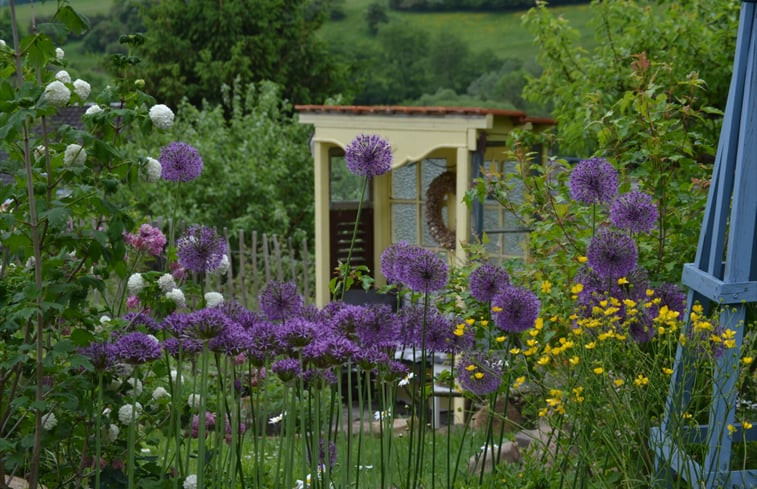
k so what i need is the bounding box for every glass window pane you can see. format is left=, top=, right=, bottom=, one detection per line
left=392, top=163, right=417, bottom=199
left=422, top=206, right=448, bottom=247
left=483, top=204, right=502, bottom=255
left=392, top=204, right=418, bottom=244
left=421, top=159, right=447, bottom=198
left=330, top=156, right=366, bottom=203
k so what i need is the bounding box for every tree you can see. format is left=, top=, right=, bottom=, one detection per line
left=365, top=1, right=389, bottom=35
left=136, top=0, right=350, bottom=108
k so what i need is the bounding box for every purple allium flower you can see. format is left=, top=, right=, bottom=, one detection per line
left=209, top=321, right=251, bottom=355
left=318, top=439, right=337, bottom=468
left=177, top=225, right=227, bottom=274
left=382, top=359, right=411, bottom=382
left=79, top=342, right=117, bottom=371
left=303, top=334, right=358, bottom=368
left=574, top=265, right=648, bottom=315
left=456, top=353, right=502, bottom=396
left=630, top=314, right=656, bottom=343
left=278, top=317, right=317, bottom=349
left=246, top=321, right=282, bottom=365
left=303, top=368, right=337, bottom=388
left=492, top=286, right=541, bottom=333
left=353, top=346, right=391, bottom=371
left=186, top=308, right=235, bottom=341
left=652, top=282, right=687, bottom=318
left=162, top=336, right=202, bottom=357
left=123, top=224, right=167, bottom=256
left=159, top=141, right=203, bottom=182
left=122, top=312, right=161, bottom=332
left=272, top=358, right=301, bottom=382
left=344, top=134, right=392, bottom=177
left=259, top=281, right=303, bottom=321
left=569, top=157, right=619, bottom=205
left=114, top=332, right=162, bottom=364
left=380, top=241, right=412, bottom=284
left=469, top=263, right=510, bottom=303
left=327, top=303, right=366, bottom=337
left=587, top=229, right=638, bottom=280
left=397, top=304, right=452, bottom=350
left=191, top=412, right=216, bottom=438
left=610, top=190, right=658, bottom=234
left=399, top=246, right=448, bottom=293
left=355, top=304, right=397, bottom=347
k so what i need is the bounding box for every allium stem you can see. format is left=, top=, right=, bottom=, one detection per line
left=127, top=366, right=140, bottom=489
left=197, top=343, right=210, bottom=489
left=95, top=372, right=103, bottom=489
left=339, top=176, right=369, bottom=301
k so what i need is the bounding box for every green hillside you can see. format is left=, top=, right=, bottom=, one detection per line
left=319, top=0, right=595, bottom=61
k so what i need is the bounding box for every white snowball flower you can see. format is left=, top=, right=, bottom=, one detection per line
left=152, top=386, right=171, bottom=401
left=183, top=474, right=197, bottom=489
left=204, top=292, right=224, bottom=308
left=44, top=80, right=71, bottom=106
left=142, top=157, right=162, bottom=183
left=117, top=402, right=142, bottom=425
left=166, top=288, right=185, bottom=308
left=214, top=254, right=230, bottom=276
left=126, top=377, right=143, bottom=397
left=149, top=104, right=174, bottom=130
left=63, top=143, right=87, bottom=166
left=105, top=423, right=120, bottom=442
left=33, top=145, right=47, bottom=161
left=42, top=412, right=58, bottom=431
left=73, top=79, right=91, bottom=100
left=127, top=273, right=145, bottom=295
left=0, top=40, right=6, bottom=48
left=55, top=70, right=72, bottom=84
left=55, top=47, right=64, bottom=60
left=105, top=423, right=120, bottom=443
left=84, top=104, right=103, bottom=117
left=170, top=369, right=184, bottom=383
left=187, top=393, right=201, bottom=410
left=157, top=273, right=176, bottom=293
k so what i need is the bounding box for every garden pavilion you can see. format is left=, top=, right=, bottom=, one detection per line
left=295, top=105, right=555, bottom=307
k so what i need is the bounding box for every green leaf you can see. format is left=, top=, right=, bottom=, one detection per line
left=20, top=34, right=55, bottom=70
left=57, top=5, right=90, bottom=35
left=70, top=328, right=95, bottom=346
left=39, top=206, right=72, bottom=229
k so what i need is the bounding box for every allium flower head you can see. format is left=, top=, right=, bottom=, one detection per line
left=149, top=104, right=175, bottom=130
left=355, top=304, right=397, bottom=347
left=159, top=141, right=203, bottom=182
left=177, top=225, right=227, bottom=273
left=610, top=190, right=658, bottom=234
left=124, top=223, right=166, bottom=256
left=457, top=353, right=502, bottom=396
left=279, top=317, right=317, bottom=349
left=587, top=229, right=638, bottom=280
left=272, top=358, right=301, bottom=382
left=44, top=80, right=70, bottom=106
left=344, top=134, right=392, bottom=177
left=64, top=143, right=86, bottom=165
left=114, top=331, right=162, bottom=364
left=79, top=341, right=117, bottom=370
left=569, top=157, right=618, bottom=205
left=469, top=263, right=510, bottom=303
left=492, top=285, right=541, bottom=333
left=652, top=282, right=687, bottom=318
left=73, top=79, right=91, bottom=100
left=186, top=307, right=235, bottom=340
left=122, top=312, right=161, bottom=332
left=399, top=246, right=448, bottom=293
left=141, top=157, right=162, bottom=183
left=380, top=241, right=412, bottom=284
left=259, top=280, right=303, bottom=321
left=55, top=70, right=72, bottom=84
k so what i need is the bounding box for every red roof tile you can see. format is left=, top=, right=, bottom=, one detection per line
left=295, top=105, right=555, bottom=125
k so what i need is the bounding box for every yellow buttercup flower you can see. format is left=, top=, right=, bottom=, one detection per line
left=727, top=424, right=736, bottom=435
left=593, top=367, right=604, bottom=375
left=617, top=277, right=629, bottom=285
left=585, top=341, right=597, bottom=350
left=474, top=372, right=484, bottom=380
left=578, top=256, right=588, bottom=263
left=465, top=364, right=476, bottom=371
left=662, top=367, right=674, bottom=375
left=480, top=320, right=489, bottom=327
left=541, top=281, right=552, bottom=294
left=613, top=379, right=624, bottom=387
left=465, top=318, right=475, bottom=326
left=681, top=412, right=693, bottom=420
left=509, top=347, right=521, bottom=355
left=743, top=356, right=753, bottom=365
left=495, top=336, right=506, bottom=343
left=743, top=420, right=753, bottom=430
left=569, top=356, right=580, bottom=366
left=513, top=376, right=526, bottom=389
left=491, top=306, right=503, bottom=313
left=634, top=374, right=649, bottom=387
left=536, top=356, right=550, bottom=366
left=571, top=283, right=584, bottom=295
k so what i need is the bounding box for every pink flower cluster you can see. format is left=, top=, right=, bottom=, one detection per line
left=124, top=224, right=166, bottom=257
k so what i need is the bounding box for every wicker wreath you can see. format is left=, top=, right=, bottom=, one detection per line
left=425, top=170, right=457, bottom=250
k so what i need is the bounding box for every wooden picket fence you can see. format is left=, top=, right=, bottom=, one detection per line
left=158, top=219, right=314, bottom=310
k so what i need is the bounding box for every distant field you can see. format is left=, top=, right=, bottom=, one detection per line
left=319, top=0, right=595, bottom=60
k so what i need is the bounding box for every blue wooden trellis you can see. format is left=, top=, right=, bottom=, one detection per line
left=649, top=1, right=757, bottom=488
